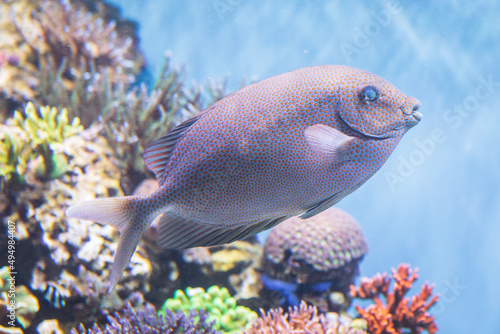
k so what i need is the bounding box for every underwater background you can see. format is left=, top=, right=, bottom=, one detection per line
left=0, top=0, right=499, bottom=333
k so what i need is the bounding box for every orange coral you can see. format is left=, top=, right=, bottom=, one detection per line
left=350, top=264, right=438, bottom=334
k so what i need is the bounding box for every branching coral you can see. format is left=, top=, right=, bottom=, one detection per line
left=244, top=301, right=366, bottom=334
left=1, top=0, right=228, bottom=191
left=245, top=301, right=328, bottom=334
left=71, top=302, right=219, bottom=334
left=7, top=51, right=225, bottom=192
left=97, top=56, right=228, bottom=192
left=33, top=0, right=141, bottom=81
left=0, top=102, right=83, bottom=185
left=350, top=264, right=439, bottom=334
left=159, top=286, right=257, bottom=334
left=0, top=0, right=143, bottom=117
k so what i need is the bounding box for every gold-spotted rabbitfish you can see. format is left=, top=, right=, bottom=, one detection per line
left=67, top=65, right=422, bottom=290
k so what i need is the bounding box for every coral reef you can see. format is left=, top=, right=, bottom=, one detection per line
left=22, top=127, right=161, bottom=326
left=244, top=301, right=367, bottom=334
left=0, top=102, right=83, bottom=186
left=350, top=264, right=439, bottom=334
left=0, top=0, right=143, bottom=119
left=0, top=1, right=253, bottom=333
left=159, top=286, right=258, bottom=334
left=71, top=302, right=219, bottom=334
left=1, top=0, right=228, bottom=191
left=261, top=208, right=368, bottom=312
left=0, top=3, right=440, bottom=334
left=181, top=240, right=264, bottom=301
left=34, top=0, right=142, bottom=81
left=97, top=57, right=227, bottom=192
left=0, top=266, right=39, bottom=330
left=0, top=126, right=178, bottom=331
left=0, top=6, right=227, bottom=327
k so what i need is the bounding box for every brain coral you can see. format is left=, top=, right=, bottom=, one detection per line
left=261, top=208, right=368, bottom=312
left=263, top=207, right=368, bottom=284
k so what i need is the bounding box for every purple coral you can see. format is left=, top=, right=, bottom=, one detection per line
left=263, top=207, right=368, bottom=283
left=71, top=303, right=220, bottom=334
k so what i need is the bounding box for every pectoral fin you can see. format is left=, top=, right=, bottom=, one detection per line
left=304, top=124, right=354, bottom=163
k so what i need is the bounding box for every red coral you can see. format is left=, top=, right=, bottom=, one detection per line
left=350, top=264, right=439, bottom=334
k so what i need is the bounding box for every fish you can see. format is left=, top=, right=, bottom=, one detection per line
left=66, top=65, right=422, bottom=291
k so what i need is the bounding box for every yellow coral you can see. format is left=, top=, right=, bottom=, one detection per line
left=212, top=246, right=252, bottom=272
left=0, top=267, right=39, bottom=330
left=11, top=103, right=83, bottom=143
left=0, top=102, right=83, bottom=182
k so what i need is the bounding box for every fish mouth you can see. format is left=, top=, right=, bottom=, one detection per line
left=338, top=114, right=391, bottom=140
left=400, top=102, right=422, bottom=128
left=412, top=111, right=423, bottom=121
left=403, top=108, right=422, bottom=129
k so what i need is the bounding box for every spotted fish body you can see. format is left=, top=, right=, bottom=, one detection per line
left=67, top=65, right=422, bottom=290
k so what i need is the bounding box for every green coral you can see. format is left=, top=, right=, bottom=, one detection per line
left=0, top=102, right=83, bottom=184
left=0, top=266, right=39, bottom=330
left=159, top=286, right=258, bottom=334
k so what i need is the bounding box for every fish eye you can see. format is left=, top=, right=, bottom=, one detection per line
left=359, top=86, right=379, bottom=103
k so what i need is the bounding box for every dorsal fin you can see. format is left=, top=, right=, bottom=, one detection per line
left=143, top=113, right=204, bottom=185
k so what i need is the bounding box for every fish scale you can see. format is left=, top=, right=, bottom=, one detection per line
left=66, top=64, right=422, bottom=290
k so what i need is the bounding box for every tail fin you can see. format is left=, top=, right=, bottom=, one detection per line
left=66, top=196, right=150, bottom=292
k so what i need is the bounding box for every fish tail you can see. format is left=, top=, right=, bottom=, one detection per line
left=65, top=196, right=153, bottom=292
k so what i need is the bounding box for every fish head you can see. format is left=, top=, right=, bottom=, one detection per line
left=336, top=69, right=422, bottom=139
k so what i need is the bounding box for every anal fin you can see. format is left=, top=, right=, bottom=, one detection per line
left=157, top=212, right=289, bottom=249
left=300, top=191, right=345, bottom=219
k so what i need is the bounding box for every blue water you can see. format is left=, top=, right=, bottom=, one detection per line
left=106, top=1, right=500, bottom=332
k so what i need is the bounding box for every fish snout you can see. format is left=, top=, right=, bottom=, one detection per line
left=402, top=97, right=422, bottom=128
